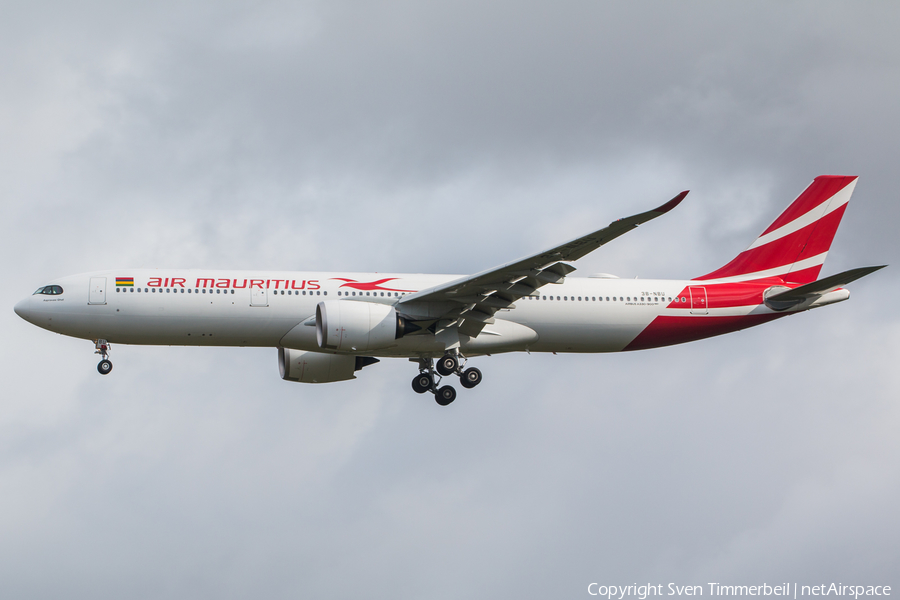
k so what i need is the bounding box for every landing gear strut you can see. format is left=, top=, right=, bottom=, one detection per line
left=412, top=352, right=483, bottom=406
left=95, top=339, right=113, bottom=375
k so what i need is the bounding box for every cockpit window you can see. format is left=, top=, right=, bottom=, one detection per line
left=33, top=285, right=63, bottom=295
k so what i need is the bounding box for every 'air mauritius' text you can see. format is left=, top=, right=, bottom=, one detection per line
left=147, top=278, right=321, bottom=290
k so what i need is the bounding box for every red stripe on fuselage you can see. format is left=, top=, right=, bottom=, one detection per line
left=669, top=280, right=780, bottom=309
left=624, top=314, right=785, bottom=351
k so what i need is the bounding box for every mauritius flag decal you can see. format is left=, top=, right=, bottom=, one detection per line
left=116, top=277, right=134, bottom=287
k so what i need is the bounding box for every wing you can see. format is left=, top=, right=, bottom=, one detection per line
left=399, top=191, right=688, bottom=336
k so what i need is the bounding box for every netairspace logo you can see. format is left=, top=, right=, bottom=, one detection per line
left=587, top=584, right=892, bottom=599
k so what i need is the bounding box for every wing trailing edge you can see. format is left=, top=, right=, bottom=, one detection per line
left=398, top=190, right=687, bottom=335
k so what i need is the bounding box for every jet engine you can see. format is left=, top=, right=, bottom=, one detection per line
left=316, top=300, right=418, bottom=352
left=278, top=347, right=379, bottom=383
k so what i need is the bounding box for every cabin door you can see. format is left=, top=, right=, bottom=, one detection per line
left=251, top=287, right=268, bottom=307
left=689, top=286, right=708, bottom=315
left=89, top=277, right=107, bottom=305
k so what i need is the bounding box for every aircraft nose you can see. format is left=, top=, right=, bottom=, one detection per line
left=14, top=297, right=34, bottom=322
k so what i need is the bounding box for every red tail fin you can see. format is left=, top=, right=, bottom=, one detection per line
left=695, top=176, right=857, bottom=284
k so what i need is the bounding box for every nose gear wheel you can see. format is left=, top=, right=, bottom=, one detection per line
left=94, top=340, right=113, bottom=375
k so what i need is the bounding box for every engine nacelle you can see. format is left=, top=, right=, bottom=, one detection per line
left=278, top=347, right=379, bottom=383
left=316, top=300, right=413, bottom=352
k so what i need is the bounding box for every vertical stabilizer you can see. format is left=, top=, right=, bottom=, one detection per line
left=695, top=176, right=857, bottom=283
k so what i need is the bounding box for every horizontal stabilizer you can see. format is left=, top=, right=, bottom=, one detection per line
left=765, top=265, right=886, bottom=310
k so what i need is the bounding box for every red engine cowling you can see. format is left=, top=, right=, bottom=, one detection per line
left=316, top=300, right=412, bottom=352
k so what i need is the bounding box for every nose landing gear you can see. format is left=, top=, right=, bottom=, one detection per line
left=411, top=353, right=482, bottom=406
left=94, top=339, right=113, bottom=375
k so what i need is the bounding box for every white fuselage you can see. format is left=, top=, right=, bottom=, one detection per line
left=14, top=268, right=816, bottom=358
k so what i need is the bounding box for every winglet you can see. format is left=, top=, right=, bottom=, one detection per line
left=656, top=190, right=689, bottom=215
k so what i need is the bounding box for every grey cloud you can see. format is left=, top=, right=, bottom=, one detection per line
left=2, top=1, right=898, bottom=598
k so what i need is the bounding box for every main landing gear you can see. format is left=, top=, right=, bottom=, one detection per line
left=411, top=353, right=482, bottom=406
left=95, top=339, right=113, bottom=375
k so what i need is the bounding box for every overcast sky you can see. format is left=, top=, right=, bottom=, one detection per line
left=2, top=2, right=899, bottom=598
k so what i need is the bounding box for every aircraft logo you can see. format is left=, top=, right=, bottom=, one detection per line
left=330, top=278, right=415, bottom=292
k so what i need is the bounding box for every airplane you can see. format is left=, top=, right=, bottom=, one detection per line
left=14, top=175, right=885, bottom=406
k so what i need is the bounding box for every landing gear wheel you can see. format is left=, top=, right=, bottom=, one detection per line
left=460, top=367, right=482, bottom=389
left=436, top=354, right=459, bottom=376
left=97, top=359, right=113, bottom=375
left=435, top=385, right=457, bottom=406
left=412, top=373, right=433, bottom=394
